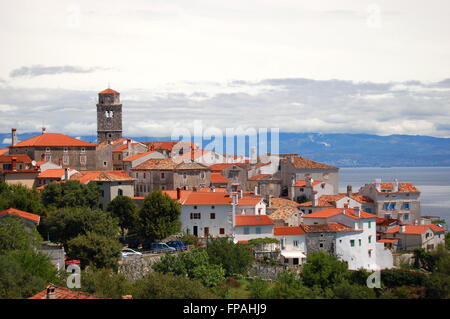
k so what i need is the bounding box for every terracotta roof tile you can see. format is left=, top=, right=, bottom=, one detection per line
left=237, top=197, right=264, bottom=206
left=133, top=158, right=178, bottom=170
left=377, top=182, right=420, bottom=193
left=10, top=133, right=95, bottom=148
left=269, top=206, right=298, bottom=221
left=270, top=197, right=301, bottom=209
left=301, top=222, right=361, bottom=233
left=99, top=88, right=119, bottom=95
left=302, top=207, right=376, bottom=220
left=294, top=179, right=323, bottom=187
left=235, top=215, right=274, bottom=226
left=183, top=192, right=232, bottom=205
left=385, top=224, right=447, bottom=235
left=286, top=156, right=338, bottom=169
left=274, top=226, right=305, bottom=235
left=70, top=170, right=134, bottom=184
left=123, top=151, right=159, bottom=162
left=0, top=208, right=40, bottom=224
left=211, top=173, right=228, bottom=184
left=0, top=154, right=32, bottom=163
left=28, top=284, right=107, bottom=299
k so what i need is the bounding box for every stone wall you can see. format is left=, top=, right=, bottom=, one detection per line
left=118, top=255, right=162, bottom=281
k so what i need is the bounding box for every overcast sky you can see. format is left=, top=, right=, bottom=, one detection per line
left=1, top=0, right=450, bottom=138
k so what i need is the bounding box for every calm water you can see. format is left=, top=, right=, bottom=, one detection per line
left=339, top=167, right=450, bottom=225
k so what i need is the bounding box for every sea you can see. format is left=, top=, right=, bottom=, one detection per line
left=339, top=167, right=450, bottom=226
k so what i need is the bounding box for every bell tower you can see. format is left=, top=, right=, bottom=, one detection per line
left=97, top=88, right=122, bottom=144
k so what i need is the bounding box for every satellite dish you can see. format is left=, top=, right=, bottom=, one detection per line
left=31, top=160, right=37, bottom=167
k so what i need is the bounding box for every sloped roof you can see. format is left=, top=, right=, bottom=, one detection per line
left=270, top=197, right=301, bottom=209
left=302, top=207, right=376, bottom=220
left=0, top=154, right=32, bottom=163
left=274, top=226, right=305, bottom=236
left=211, top=173, right=228, bottom=184
left=294, top=179, right=323, bottom=187
left=70, top=170, right=134, bottom=184
left=123, top=151, right=159, bottom=162
left=299, top=193, right=373, bottom=207
left=376, top=182, right=420, bottom=193
left=99, top=88, right=119, bottom=95
left=133, top=158, right=178, bottom=170
left=0, top=148, right=8, bottom=155
left=37, top=169, right=66, bottom=179
left=176, top=162, right=209, bottom=170
left=385, top=224, right=447, bottom=235
left=286, top=156, right=338, bottom=169
left=10, top=133, right=95, bottom=148
left=301, top=222, right=362, bottom=233
left=0, top=208, right=40, bottom=224
left=269, top=206, right=298, bottom=221
left=235, top=215, right=274, bottom=226
left=237, top=197, right=264, bottom=206
left=248, top=174, right=280, bottom=182
left=183, top=192, right=232, bottom=205
left=28, top=284, right=107, bottom=299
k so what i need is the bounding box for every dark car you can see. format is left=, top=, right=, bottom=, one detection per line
left=166, top=240, right=187, bottom=251
left=149, top=242, right=176, bottom=254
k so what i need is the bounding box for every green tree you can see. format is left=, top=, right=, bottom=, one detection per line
left=41, top=180, right=100, bottom=210
left=0, top=183, right=45, bottom=215
left=153, top=248, right=225, bottom=287
left=446, top=233, right=450, bottom=250
left=380, top=269, right=428, bottom=288
left=67, top=232, right=122, bottom=269
left=138, top=190, right=181, bottom=242
left=0, top=250, right=57, bottom=299
left=248, top=278, right=271, bottom=299
left=107, top=195, right=138, bottom=238
left=40, top=207, right=119, bottom=246
left=206, top=237, right=254, bottom=276
left=425, top=272, right=450, bottom=299
left=332, top=281, right=377, bottom=299
left=269, top=270, right=320, bottom=299
left=300, top=251, right=349, bottom=289
left=77, top=268, right=133, bottom=299
left=0, top=216, right=42, bottom=254
left=132, top=272, right=216, bottom=299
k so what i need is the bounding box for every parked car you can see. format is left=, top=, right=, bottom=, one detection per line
left=121, top=248, right=143, bottom=257
left=149, top=242, right=176, bottom=254
left=166, top=240, right=187, bottom=251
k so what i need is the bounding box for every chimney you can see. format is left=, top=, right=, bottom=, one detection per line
left=127, top=139, right=132, bottom=155
left=354, top=206, right=361, bottom=217
left=42, top=127, right=46, bottom=134
left=254, top=185, right=258, bottom=196
left=400, top=225, right=406, bottom=233
left=11, top=128, right=17, bottom=146
left=312, top=192, right=318, bottom=207
left=64, top=168, right=70, bottom=180
left=393, top=179, right=399, bottom=192
left=347, top=185, right=352, bottom=197
left=239, top=189, right=243, bottom=198
left=341, top=207, right=346, bottom=215
left=268, top=195, right=273, bottom=207
left=375, top=178, right=381, bottom=192
left=306, top=177, right=314, bottom=188
left=290, top=156, right=295, bottom=164
left=46, top=285, right=56, bottom=299
left=11, top=157, right=17, bottom=171
left=176, top=187, right=181, bottom=200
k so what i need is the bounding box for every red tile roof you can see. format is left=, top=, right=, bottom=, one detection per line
left=211, top=173, right=228, bottom=184
left=70, top=170, right=134, bottom=184
left=209, top=163, right=245, bottom=171
left=235, top=215, right=274, bottom=226
left=10, top=133, right=95, bottom=148
left=376, top=217, right=400, bottom=227
left=302, top=207, right=376, bottom=220
left=0, top=208, right=40, bottom=224
left=274, top=226, right=305, bottom=236
left=0, top=154, right=33, bottom=163
left=28, top=284, right=107, bottom=299
left=385, top=224, right=447, bottom=235
left=377, top=238, right=400, bottom=243
left=248, top=174, right=272, bottom=181
left=0, top=148, right=8, bottom=155
left=37, top=169, right=66, bottom=179
left=237, top=197, right=264, bottom=206
left=183, top=192, right=232, bottom=205
left=99, top=88, right=119, bottom=95
left=376, top=182, right=420, bottom=193
left=301, top=222, right=361, bottom=233
left=286, top=156, right=338, bottom=169
left=133, top=158, right=178, bottom=170
left=112, top=143, right=138, bottom=152
left=294, top=179, right=322, bottom=187
left=123, top=151, right=159, bottom=162
left=299, top=193, right=373, bottom=207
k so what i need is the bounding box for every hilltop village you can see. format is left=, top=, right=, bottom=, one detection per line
left=0, top=88, right=447, bottom=273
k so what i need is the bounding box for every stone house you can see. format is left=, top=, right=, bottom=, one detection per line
left=280, top=155, right=339, bottom=196
left=210, top=163, right=248, bottom=191
left=383, top=224, right=446, bottom=252
left=247, top=174, right=282, bottom=199
left=359, top=179, right=421, bottom=225
left=112, top=139, right=148, bottom=170
left=289, top=177, right=334, bottom=203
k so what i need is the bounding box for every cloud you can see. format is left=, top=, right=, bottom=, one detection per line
left=1, top=77, right=450, bottom=138
left=2, top=138, right=11, bottom=144
left=9, top=65, right=108, bottom=78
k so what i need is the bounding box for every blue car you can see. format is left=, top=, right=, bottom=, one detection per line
left=149, top=242, right=176, bottom=254
left=166, top=240, right=187, bottom=251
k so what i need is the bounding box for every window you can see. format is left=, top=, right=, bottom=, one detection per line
left=403, top=202, right=411, bottom=210
left=368, top=250, right=372, bottom=258
left=368, top=236, right=372, bottom=244
left=194, top=206, right=198, bottom=209
left=350, top=240, right=355, bottom=247
left=210, top=213, right=215, bottom=219
left=81, top=147, right=86, bottom=153
left=45, top=155, right=51, bottom=162
left=383, top=202, right=389, bottom=210
left=359, top=239, right=362, bottom=246
left=300, top=188, right=304, bottom=192
left=368, top=221, right=372, bottom=229
left=161, top=172, right=165, bottom=179
left=319, top=243, right=324, bottom=248
left=389, top=202, right=396, bottom=210
left=211, top=205, right=215, bottom=209
left=255, top=227, right=261, bottom=234
left=183, top=173, right=187, bottom=179
left=103, top=161, right=107, bottom=167
left=219, top=228, right=225, bottom=235
left=118, top=189, right=123, bottom=196
left=101, top=190, right=105, bottom=197
left=190, top=213, right=201, bottom=219
left=80, top=155, right=87, bottom=165
left=63, top=147, right=68, bottom=153
left=404, top=214, right=410, bottom=221
left=63, top=155, right=69, bottom=165
left=201, top=172, right=205, bottom=179
left=293, top=240, right=298, bottom=247
left=244, top=227, right=250, bottom=235
left=45, top=147, right=51, bottom=153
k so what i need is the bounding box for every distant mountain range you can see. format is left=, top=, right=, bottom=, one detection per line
left=2, top=132, right=450, bottom=167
